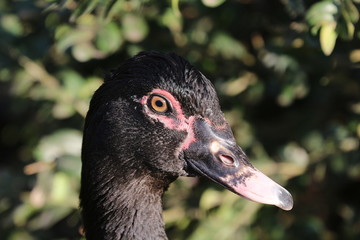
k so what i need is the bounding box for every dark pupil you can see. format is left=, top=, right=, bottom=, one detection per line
left=155, top=100, right=164, bottom=107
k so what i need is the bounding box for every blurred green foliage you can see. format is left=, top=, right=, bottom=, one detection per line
left=1, top=0, right=360, bottom=240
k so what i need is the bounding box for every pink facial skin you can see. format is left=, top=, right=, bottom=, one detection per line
left=140, top=89, right=293, bottom=211
left=140, top=89, right=196, bottom=150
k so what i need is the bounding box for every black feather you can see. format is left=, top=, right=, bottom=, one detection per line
left=80, top=51, right=225, bottom=240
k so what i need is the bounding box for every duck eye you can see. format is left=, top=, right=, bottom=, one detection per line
left=149, top=95, right=170, bottom=113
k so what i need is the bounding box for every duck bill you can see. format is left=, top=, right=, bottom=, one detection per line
left=184, top=118, right=293, bottom=211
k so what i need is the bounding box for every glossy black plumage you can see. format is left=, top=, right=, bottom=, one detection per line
left=80, top=51, right=293, bottom=240
left=81, top=51, right=221, bottom=240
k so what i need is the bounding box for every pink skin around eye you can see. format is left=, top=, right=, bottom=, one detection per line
left=140, top=89, right=196, bottom=150
left=150, top=89, right=185, bottom=119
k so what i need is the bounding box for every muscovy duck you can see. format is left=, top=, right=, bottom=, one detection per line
left=80, top=51, right=293, bottom=240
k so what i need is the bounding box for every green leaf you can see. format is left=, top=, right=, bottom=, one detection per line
left=199, top=189, right=222, bottom=210
left=72, top=42, right=98, bottom=62
left=306, top=1, right=339, bottom=26
left=338, top=0, right=359, bottom=39
left=277, top=85, right=295, bottom=107
left=78, top=77, right=103, bottom=99
left=171, top=0, right=181, bottom=17
left=34, top=129, right=82, bottom=162
left=122, top=14, right=149, bottom=43
left=52, top=102, right=76, bottom=119
left=96, top=22, right=123, bottom=53
left=209, top=32, right=246, bottom=59
left=202, top=0, right=226, bottom=8
left=343, top=0, right=359, bottom=23
left=346, top=21, right=355, bottom=38
left=13, top=203, right=37, bottom=226
left=7, top=230, right=35, bottom=240
left=49, top=172, right=78, bottom=206
left=320, top=22, right=338, bottom=56
left=55, top=26, right=94, bottom=53
left=71, top=0, right=101, bottom=21
left=160, top=8, right=183, bottom=32
left=58, top=70, right=85, bottom=97
left=1, top=14, right=23, bottom=36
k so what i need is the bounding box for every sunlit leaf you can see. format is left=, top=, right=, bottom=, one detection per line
left=160, top=8, right=183, bottom=32
left=34, top=129, right=82, bottom=162
left=277, top=85, right=295, bottom=106
left=49, top=172, right=78, bottom=207
left=306, top=1, right=338, bottom=26
left=78, top=77, right=103, bottom=99
left=209, top=32, right=245, bottom=59
left=72, top=42, right=98, bottom=62
left=1, top=14, right=23, bottom=36
left=281, top=143, right=309, bottom=166
left=199, top=189, right=222, bottom=210
left=52, top=102, right=76, bottom=119
left=96, top=22, right=123, bottom=53
left=122, top=14, right=149, bottom=43
left=320, top=22, right=337, bottom=56
left=202, top=0, right=226, bottom=8
left=12, top=70, right=34, bottom=95
left=171, top=0, right=181, bottom=16
left=55, top=27, right=94, bottom=53
left=58, top=70, right=84, bottom=97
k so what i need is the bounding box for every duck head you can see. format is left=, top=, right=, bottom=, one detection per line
left=85, top=51, right=293, bottom=211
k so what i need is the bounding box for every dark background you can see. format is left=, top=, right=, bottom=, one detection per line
left=0, top=0, right=359, bottom=239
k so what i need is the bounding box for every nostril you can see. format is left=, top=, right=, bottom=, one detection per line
left=218, top=154, right=237, bottom=167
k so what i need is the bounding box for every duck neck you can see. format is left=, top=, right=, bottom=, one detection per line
left=81, top=161, right=174, bottom=240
